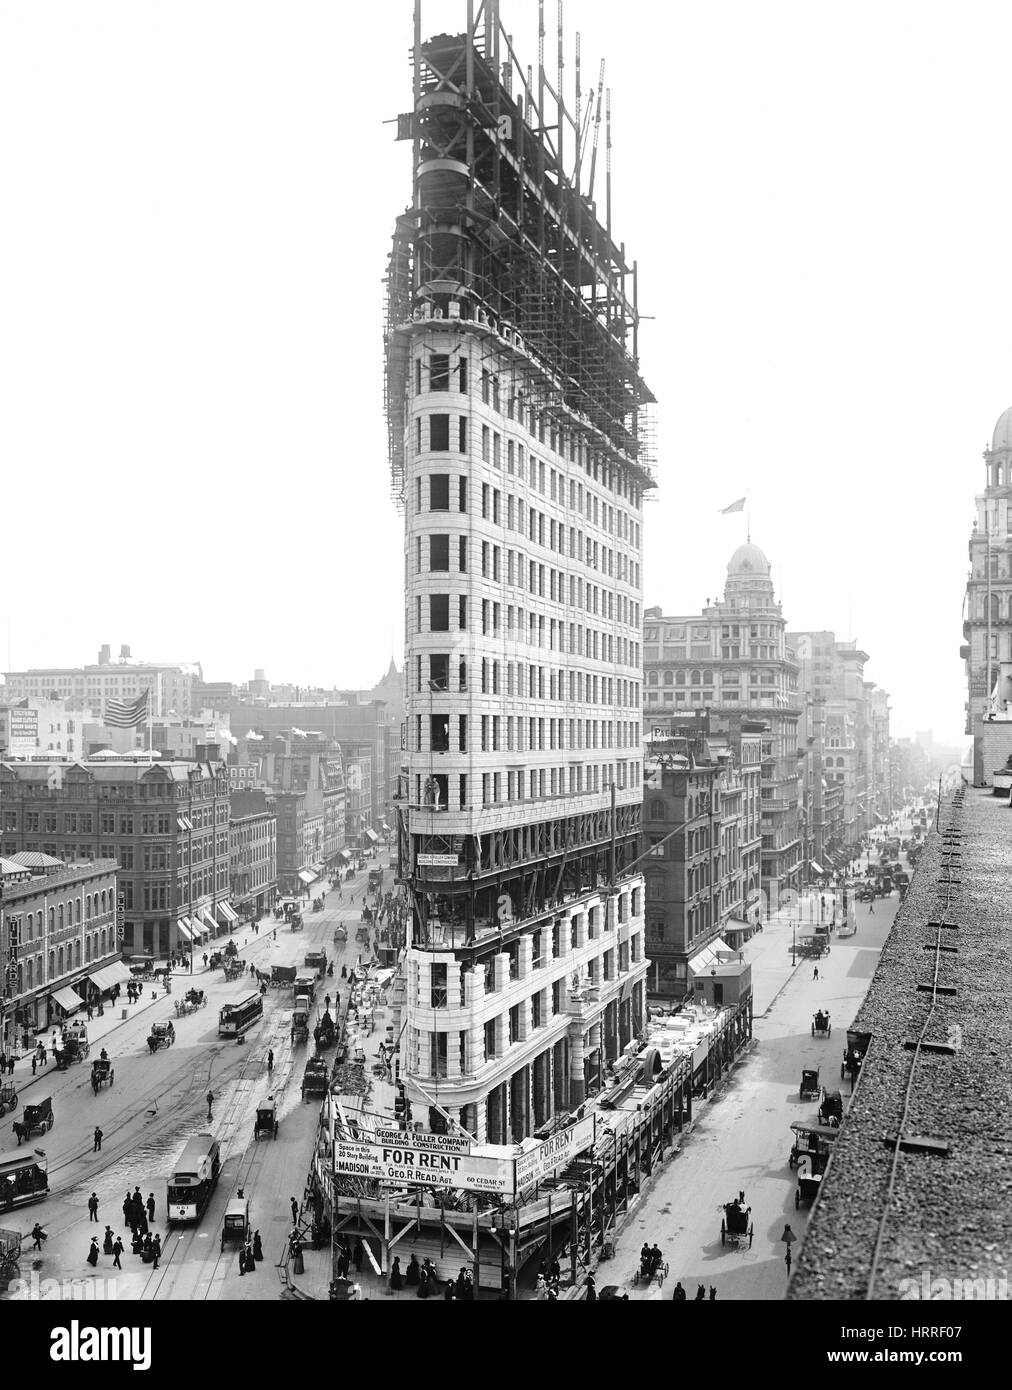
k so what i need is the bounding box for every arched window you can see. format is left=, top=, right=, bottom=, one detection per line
left=57, top=946, right=64, bottom=976
left=75, top=898, right=82, bottom=924
left=26, top=958, right=34, bottom=990
left=85, top=895, right=92, bottom=921
left=75, top=941, right=81, bottom=967
left=676, top=671, right=686, bottom=686
left=85, top=936, right=92, bottom=963
left=101, top=891, right=107, bottom=914
left=991, top=594, right=1001, bottom=624
left=691, top=670, right=701, bottom=686
left=49, top=907, right=55, bottom=931
left=647, top=671, right=659, bottom=686
left=703, top=669, right=713, bottom=684
left=663, top=670, right=674, bottom=685
left=100, top=929, right=107, bottom=955
left=48, top=950, right=55, bottom=981
left=649, top=798, right=666, bottom=819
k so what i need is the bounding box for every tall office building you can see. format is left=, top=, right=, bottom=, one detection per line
left=963, top=406, right=1012, bottom=783
left=385, top=2, right=654, bottom=1143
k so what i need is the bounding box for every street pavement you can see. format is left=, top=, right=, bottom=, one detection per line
left=606, top=825, right=917, bottom=1301
left=1, top=846, right=398, bottom=1302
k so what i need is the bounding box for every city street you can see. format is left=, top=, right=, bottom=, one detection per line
left=3, top=845, right=397, bottom=1302
left=608, top=866, right=905, bottom=1300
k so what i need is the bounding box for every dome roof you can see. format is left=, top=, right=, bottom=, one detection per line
left=727, top=541, right=771, bottom=577
left=992, top=407, right=1012, bottom=452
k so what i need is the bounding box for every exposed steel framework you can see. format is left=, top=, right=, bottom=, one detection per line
left=385, top=0, right=655, bottom=511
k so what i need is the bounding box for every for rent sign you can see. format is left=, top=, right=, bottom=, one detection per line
left=334, top=1140, right=512, bottom=1194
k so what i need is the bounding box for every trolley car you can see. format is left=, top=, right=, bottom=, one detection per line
left=166, top=1135, right=221, bottom=1225
left=0, top=1145, right=49, bottom=1211
left=218, top=992, right=264, bottom=1040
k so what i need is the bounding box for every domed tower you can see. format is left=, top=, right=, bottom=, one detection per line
left=724, top=541, right=777, bottom=613
left=964, top=407, right=1012, bottom=782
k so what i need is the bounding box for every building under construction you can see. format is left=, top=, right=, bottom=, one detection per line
left=385, top=0, right=655, bottom=1148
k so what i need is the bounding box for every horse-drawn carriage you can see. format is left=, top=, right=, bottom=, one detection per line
left=174, top=988, right=207, bottom=1018
left=12, top=1098, right=53, bottom=1145
left=0, top=1083, right=18, bottom=1118
left=720, top=1196, right=753, bottom=1250
left=254, top=1096, right=279, bottom=1140
left=302, top=1057, right=329, bottom=1100
left=304, top=950, right=328, bottom=977
left=90, top=1057, right=114, bottom=1093
left=333, top=925, right=348, bottom=943
left=819, top=1088, right=843, bottom=1127
left=290, top=913, right=304, bottom=932
left=224, top=958, right=245, bottom=982
left=799, top=1067, right=821, bottom=1102
left=789, top=1121, right=837, bottom=1208
left=54, top=1030, right=89, bottom=1069
left=147, top=1021, right=175, bottom=1054
left=840, top=1029, right=870, bottom=1091
left=811, top=1010, right=832, bottom=1038
left=313, top=1011, right=337, bottom=1049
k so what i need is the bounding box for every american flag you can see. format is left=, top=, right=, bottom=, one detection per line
left=104, top=690, right=150, bottom=728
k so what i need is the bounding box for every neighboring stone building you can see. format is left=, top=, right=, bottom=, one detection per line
left=0, top=855, right=124, bottom=1047
left=3, top=644, right=200, bottom=721
left=963, top=405, right=1012, bottom=783
left=0, top=757, right=233, bottom=958
left=228, top=789, right=277, bottom=920
left=643, top=716, right=763, bottom=1000
left=644, top=541, right=802, bottom=907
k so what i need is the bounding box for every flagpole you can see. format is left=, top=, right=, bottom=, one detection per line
left=746, top=493, right=751, bottom=543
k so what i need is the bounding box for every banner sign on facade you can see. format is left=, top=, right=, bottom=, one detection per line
left=334, top=1140, right=512, bottom=1194
left=416, top=853, right=459, bottom=868
left=513, top=1115, right=597, bottom=1192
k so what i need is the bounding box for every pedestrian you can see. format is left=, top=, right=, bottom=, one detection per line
left=238, top=1245, right=246, bottom=1276
left=112, top=1235, right=124, bottom=1269
left=93, top=1126, right=103, bottom=1153
left=88, top=1192, right=99, bottom=1221
left=290, top=1196, right=299, bottom=1226
left=389, top=1256, right=403, bottom=1292
left=97, top=1002, right=104, bottom=1017
left=122, top=1192, right=133, bottom=1227
left=87, top=1003, right=94, bottom=1021
left=405, top=1253, right=420, bottom=1286
left=202, top=953, right=208, bottom=969
left=32, top=1222, right=46, bottom=1250
left=812, top=967, right=819, bottom=981
left=253, top=1230, right=264, bottom=1262
left=38, top=1044, right=46, bottom=1065
left=585, top=1273, right=597, bottom=1301
left=103, top=1225, right=114, bottom=1254
left=152, top=1242, right=160, bottom=1270
left=868, top=898, right=874, bottom=914
left=695, top=1284, right=706, bottom=1300
left=444, top=1279, right=455, bottom=1300
left=206, top=1090, right=214, bottom=1121
left=131, top=1230, right=144, bottom=1256
left=146, top=1193, right=155, bottom=1224
left=709, top=1286, right=717, bottom=1300
left=672, top=1281, right=686, bottom=1301
left=6, top=1054, right=13, bottom=1076
left=86, top=1237, right=99, bottom=1268
left=31, top=1053, right=37, bottom=1076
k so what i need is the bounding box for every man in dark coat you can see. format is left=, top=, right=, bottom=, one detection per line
left=88, top=1192, right=99, bottom=1221
left=146, top=1193, right=156, bottom=1224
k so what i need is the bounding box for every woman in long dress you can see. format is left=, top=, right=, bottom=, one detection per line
left=389, top=1256, right=403, bottom=1292
left=86, top=1238, right=99, bottom=1268
left=405, top=1253, right=420, bottom=1287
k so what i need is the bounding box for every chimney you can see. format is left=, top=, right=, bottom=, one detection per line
left=195, top=742, right=220, bottom=763
left=120, top=644, right=131, bottom=661
left=99, top=645, right=111, bottom=665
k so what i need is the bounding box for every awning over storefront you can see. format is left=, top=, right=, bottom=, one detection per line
left=199, top=909, right=219, bottom=937
left=687, top=937, right=733, bottom=977
left=52, top=986, right=84, bottom=1014
left=362, top=828, right=379, bottom=844
left=216, top=901, right=239, bottom=924
left=87, top=962, right=131, bottom=993
left=810, top=860, right=826, bottom=876
left=380, top=822, right=391, bottom=833
left=297, top=869, right=315, bottom=886
left=334, top=851, right=349, bottom=863
left=176, top=918, right=196, bottom=943
left=722, top=918, right=752, bottom=942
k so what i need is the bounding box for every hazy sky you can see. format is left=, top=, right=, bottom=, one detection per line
left=2, top=1, right=1007, bottom=744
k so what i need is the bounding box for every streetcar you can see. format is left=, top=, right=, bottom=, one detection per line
left=166, top=1135, right=221, bottom=1224
left=0, top=1146, right=49, bottom=1211
left=218, top=991, right=264, bottom=1039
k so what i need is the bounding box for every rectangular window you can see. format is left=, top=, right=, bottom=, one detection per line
left=459, top=477, right=467, bottom=511
left=429, top=534, right=450, bottom=570
left=430, top=414, right=450, bottom=450
left=429, top=474, right=450, bottom=510
left=429, top=653, right=449, bottom=690
left=458, top=417, right=468, bottom=451
left=429, top=354, right=450, bottom=390
left=458, top=535, right=467, bottom=571
left=430, top=595, right=450, bottom=631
